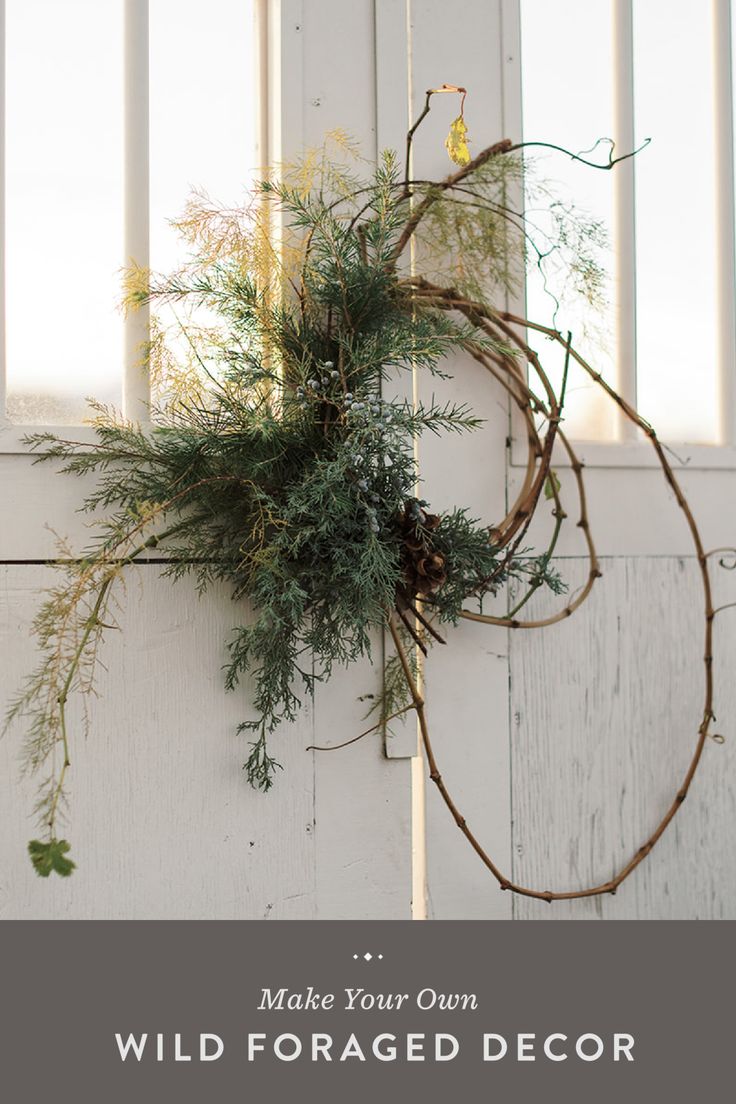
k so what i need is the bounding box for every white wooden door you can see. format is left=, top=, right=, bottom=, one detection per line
left=1, top=0, right=734, bottom=921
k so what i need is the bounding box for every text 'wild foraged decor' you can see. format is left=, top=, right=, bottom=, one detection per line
left=5, top=86, right=727, bottom=901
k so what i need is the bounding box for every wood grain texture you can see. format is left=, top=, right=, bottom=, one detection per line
left=0, top=457, right=102, bottom=558
left=507, top=454, right=736, bottom=558
left=509, top=557, right=736, bottom=919
left=423, top=623, right=511, bottom=918
left=0, top=566, right=410, bottom=918
left=313, top=649, right=412, bottom=919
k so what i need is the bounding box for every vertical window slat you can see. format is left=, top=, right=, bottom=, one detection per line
left=612, top=0, right=638, bottom=440
left=255, top=0, right=270, bottom=174
left=124, top=0, right=151, bottom=420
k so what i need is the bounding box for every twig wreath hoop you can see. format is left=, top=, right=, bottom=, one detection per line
left=6, top=86, right=726, bottom=900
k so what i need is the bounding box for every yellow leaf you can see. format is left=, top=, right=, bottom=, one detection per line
left=544, top=470, right=561, bottom=500
left=445, top=115, right=471, bottom=167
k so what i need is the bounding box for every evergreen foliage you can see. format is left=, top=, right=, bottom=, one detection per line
left=5, top=128, right=597, bottom=875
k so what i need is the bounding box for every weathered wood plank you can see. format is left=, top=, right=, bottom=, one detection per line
left=0, top=565, right=315, bottom=918
left=509, top=556, right=736, bottom=919
left=312, top=646, right=412, bottom=919
left=0, top=564, right=412, bottom=918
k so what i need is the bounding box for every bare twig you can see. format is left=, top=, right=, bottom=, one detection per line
left=382, top=296, right=718, bottom=902
left=306, top=704, right=416, bottom=753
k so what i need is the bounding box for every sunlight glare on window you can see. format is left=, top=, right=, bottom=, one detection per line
left=633, top=0, right=719, bottom=443
left=520, top=0, right=617, bottom=441
left=149, top=0, right=255, bottom=274
left=148, top=0, right=255, bottom=400
left=5, top=0, right=124, bottom=425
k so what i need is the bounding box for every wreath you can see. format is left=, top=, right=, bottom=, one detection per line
left=6, top=88, right=724, bottom=902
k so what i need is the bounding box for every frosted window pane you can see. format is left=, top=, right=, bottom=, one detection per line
left=5, top=0, right=124, bottom=425
left=149, top=0, right=255, bottom=274
left=148, top=0, right=255, bottom=402
left=520, top=0, right=617, bottom=440
left=633, top=0, right=719, bottom=443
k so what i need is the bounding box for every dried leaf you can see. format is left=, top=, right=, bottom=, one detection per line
left=445, top=115, right=471, bottom=167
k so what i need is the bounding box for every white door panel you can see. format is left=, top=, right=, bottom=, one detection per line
left=509, top=557, right=736, bottom=920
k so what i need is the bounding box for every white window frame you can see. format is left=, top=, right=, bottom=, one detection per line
left=0, top=0, right=268, bottom=453
left=3, top=0, right=734, bottom=470
left=504, top=0, right=736, bottom=470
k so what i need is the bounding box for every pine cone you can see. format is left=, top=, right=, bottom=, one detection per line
left=396, top=500, right=447, bottom=602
